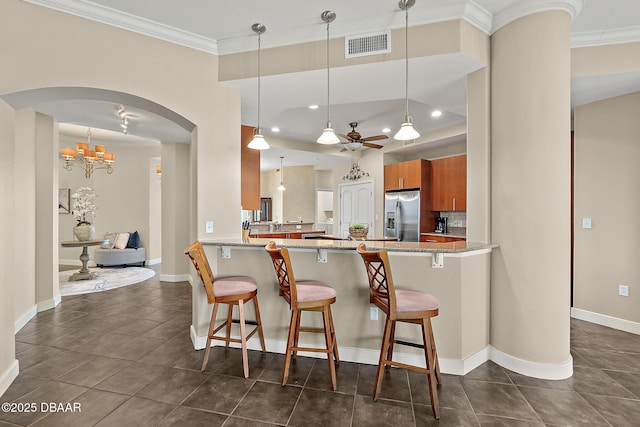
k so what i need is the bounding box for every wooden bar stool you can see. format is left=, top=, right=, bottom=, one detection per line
left=185, top=241, right=266, bottom=378
left=356, top=243, right=442, bottom=419
left=265, top=241, right=340, bottom=390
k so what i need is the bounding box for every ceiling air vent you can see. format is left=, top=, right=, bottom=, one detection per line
left=345, top=31, right=391, bottom=59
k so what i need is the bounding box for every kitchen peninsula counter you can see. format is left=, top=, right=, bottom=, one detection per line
left=191, top=237, right=496, bottom=376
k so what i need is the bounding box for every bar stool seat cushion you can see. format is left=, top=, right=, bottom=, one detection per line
left=296, top=280, right=337, bottom=302
left=395, top=288, right=439, bottom=313
left=214, top=276, right=258, bottom=297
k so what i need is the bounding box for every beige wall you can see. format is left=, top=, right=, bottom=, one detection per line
left=1, top=0, right=239, bottom=393
left=573, top=92, right=640, bottom=324
left=282, top=166, right=315, bottom=223
left=0, top=100, right=17, bottom=395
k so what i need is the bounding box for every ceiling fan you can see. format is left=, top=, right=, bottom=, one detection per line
left=337, top=122, right=388, bottom=152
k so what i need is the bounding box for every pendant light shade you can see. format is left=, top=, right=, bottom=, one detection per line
left=277, top=156, right=286, bottom=191
left=394, top=0, right=420, bottom=141
left=249, top=23, right=269, bottom=150
left=317, top=11, right=340, bottom=145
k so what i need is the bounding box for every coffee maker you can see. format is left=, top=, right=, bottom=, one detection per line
left=435, top=217, right=448, bottom=233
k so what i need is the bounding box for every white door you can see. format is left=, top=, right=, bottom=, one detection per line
left=339, top=180, right=374, bottom=238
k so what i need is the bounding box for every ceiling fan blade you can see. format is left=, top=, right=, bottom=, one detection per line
left=340, top=147, right=347, bottom=152
left=363, top=142, right=384, bottom=149
left=361, top=135, right=388, bottom=142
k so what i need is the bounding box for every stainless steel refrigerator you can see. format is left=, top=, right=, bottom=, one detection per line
left=384, top=190, right=420, bottom=242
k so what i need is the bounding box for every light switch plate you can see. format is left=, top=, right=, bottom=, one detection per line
left=582, top=218, right=592, bottom=229
left=205, top=221, right=214, bottom=233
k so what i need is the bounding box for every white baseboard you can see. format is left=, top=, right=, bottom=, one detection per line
left=0, top=360, right=19, bottom=398
left=159, top=274, right=190, bottom=283
left=14, top=305, right=38, bottom=334
left=36, top=294, right=61, bottom=312
left=147, top=258, right=161, bottom=266
left=188, top=325, right=487, bottom=375
left=489, top=346, right=573, bottom=380
left=571, top=307, right=640, bottom=335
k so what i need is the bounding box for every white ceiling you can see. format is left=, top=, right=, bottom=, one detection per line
left=6, top=0, right=640, bottom=171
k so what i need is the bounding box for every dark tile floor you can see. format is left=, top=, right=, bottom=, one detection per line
left=2, top=268, right=640, bottom=426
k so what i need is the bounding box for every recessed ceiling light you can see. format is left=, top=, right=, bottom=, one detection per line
left=382, top=128, right=391, bottom=133
left=271, top=127, right=280, bottom=132
left=431, top=110, right=442, bottom=118
left=309, top=105, right=319, bottom=110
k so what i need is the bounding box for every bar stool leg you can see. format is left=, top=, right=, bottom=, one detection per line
left=225, top=305, right=233, bottom=348
left=282, top=309, right=299, bottom=385
left=292, top=311, right=301, bottom=359
left=253, top=295, right=267, bottom=352
left=322, top=306, right=337, bottom=390
left=202, top=302, right=220, bottom=371
left=328, top=307, right=340, bottom=363
left=427, top=319, right=442, bottom=384
left=374, top=316, right=393, bottom=400
left=238, top=299, right=249, bottom=378
left=422, top=318, right=440, bottom=419
left=386, top=321, right=396, bottom=371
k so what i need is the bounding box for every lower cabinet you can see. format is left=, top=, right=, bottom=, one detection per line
left=420, top=235, right=466, bottom=243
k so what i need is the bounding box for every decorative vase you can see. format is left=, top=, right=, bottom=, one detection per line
left=73, top=224, right=95, bottom=241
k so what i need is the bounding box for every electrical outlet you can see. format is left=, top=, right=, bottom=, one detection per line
left=369, top=306, right=378, bottom=321
left=205, top=221, right=214, bottom=233
left=582, top=218, right=592, bottom=229
left=619, top=284, right=629, bottom=297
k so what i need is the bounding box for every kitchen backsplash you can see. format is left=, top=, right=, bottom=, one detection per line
left=439, top=211, right=467, bottom=228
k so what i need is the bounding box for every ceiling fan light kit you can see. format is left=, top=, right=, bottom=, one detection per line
left=394, top=0, right=420, bottom=142
left=249, top=23, right=270, bottom=150
left=316, top=10, right=340, bottom=145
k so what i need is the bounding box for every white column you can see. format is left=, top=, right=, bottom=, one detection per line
left=490, top=10, right=572, bottom=378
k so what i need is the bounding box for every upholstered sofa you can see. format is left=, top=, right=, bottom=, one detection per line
left=93, top=231, right=146, bottom=267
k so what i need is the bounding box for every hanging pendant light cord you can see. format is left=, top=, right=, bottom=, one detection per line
left=404, top=5, right=409, bottom=117
left=257, top=31, right=262, bottom=131
left=325, top=19, right=331, bottom=126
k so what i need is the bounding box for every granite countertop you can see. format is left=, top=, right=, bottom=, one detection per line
left=249, top=229, right=326, bottom=236
left=201, top=237, right=496, bottom=254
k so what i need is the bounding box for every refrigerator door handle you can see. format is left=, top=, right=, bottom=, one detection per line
left=395, top=200, right=402, bottom=242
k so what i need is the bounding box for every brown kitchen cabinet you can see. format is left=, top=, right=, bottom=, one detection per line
left=384, top=159, right=426, bottom=191
left=430, top=154, right=466, bottom=211
left=420, top=235, right=466, bottom=243
left=241, top=125, right=260, bottom=210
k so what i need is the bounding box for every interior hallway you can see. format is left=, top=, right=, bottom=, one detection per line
left=1, top=271, right=639, bottom=426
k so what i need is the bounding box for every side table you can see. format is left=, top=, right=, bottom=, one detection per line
left=61, top=239, right=108, bottom=281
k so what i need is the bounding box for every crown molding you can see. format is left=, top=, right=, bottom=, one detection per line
left=571, top=25, right=640, bottom=48
left=492, top=0, right=584, bottom=34
left=462, top=0, right=493, bottom=35
left=22, top=0, right=218, bottom=54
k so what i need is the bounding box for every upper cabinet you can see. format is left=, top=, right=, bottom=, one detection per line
left=241, top=125, right=260, bottom=210
left=384, top=159, right=429, bottom=191
left=430, top=154, right=466, bottom=211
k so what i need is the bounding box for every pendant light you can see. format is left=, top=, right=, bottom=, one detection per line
left=394, top=0, right=420, bottom=141
left=248, top=23, right=270, bottom=150
left=317, top=11, right=340, bottom=145
left=277, top=156, right=286, bottom=191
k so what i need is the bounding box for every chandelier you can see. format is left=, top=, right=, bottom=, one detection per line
left=343, top=162, right=369, bottom=181
left=61, top=128, right=115, bottom=178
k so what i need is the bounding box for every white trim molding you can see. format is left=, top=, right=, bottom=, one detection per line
left=189, top=325, right=490, bottom=376
left=571, top=307, right=640, bottom=335
left=571, top=26, right=640, bottom=48
left=36, top=294, right=61, bottom=312
left=490, top=346, right=573, bottom=380
left=492, top=0, right=584, bottom=34
left=14, top=305, right=38, bottom=334
left=159, top=273, right=190, bottom=283
left=0, top=360, right=19, bottom=398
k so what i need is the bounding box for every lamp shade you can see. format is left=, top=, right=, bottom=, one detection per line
left=277, top=183, right=286, bottom=191
left=248, top=133, right=269, bottom=150
left=394, top=115, right=420, bottom=141
left=317, top=127, right=340, bottom=144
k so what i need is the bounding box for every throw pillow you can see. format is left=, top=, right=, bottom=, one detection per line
left=126, top=231, right=140, bottom=249
left=114, top=232, right=130, bottom=249
left=101, top=232, right=118, bottom=249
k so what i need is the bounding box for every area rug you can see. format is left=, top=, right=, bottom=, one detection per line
left=59, top=267, right=155, bottom=296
